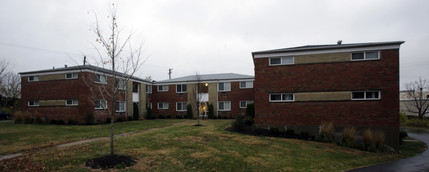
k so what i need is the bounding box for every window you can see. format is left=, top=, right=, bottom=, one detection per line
left=95, top=74, right=107, bottom=84
left=269, top=57, right=294, bottom=65
left=146, top=102, right=152, bottom=109
left=218, top=101, right=231, bottom=111
left=176, top=102, right=187, bottom=111
left=427, top=95, right=429, bottom=99
left=146, top=85, right=152, bottom=93
left=116, top=101, right=125, bottom=112
left=28, top=100, right=39, bottom=107
left=28, top=76, right=39, bottom=82
left=240, top=101, right=254, bottom=108
left=352, top=91, right=380, bottom=100
left=132, top=82, right=139, bottom=93
left=116, top=79, right=125, bottom=89
left=269, top=93, right=294, bottom=102
left=240, top=81, right=253, bottom=89
left=218, top=82, right=231, bottom=92
left=176, top=84, right=187, bottom=93
left=65, top=73, right=78, bottom=79
left=158, top=85, right=168, bottom=92
left=95, top=100, right=107, bottom=109
left=158, top=102, right=168, bottom=109
left=352, top=51, right=380, bottom=61
left=66, top=99, right=78, bottom=106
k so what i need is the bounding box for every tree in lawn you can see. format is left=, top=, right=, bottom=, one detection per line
left=88, top=4, right=144, bottom=155
left=404, top=78, right=429, bottom=120
left=189, top=73, right=203, bottom=125
left=0, top=60, right=21, bottom=114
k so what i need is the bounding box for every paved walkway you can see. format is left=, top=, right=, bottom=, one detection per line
left=349, top=129, right=429, bottom=172
left=0, top=121, right=186, bottom=161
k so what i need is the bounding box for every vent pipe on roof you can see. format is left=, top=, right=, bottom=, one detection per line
left=337, top=40, right=342, bottom=45
left=168, top=68, right=173, bottom=80
left=64, top=64, right=68, bottom=68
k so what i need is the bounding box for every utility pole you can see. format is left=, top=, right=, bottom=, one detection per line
left=168, top=68, right=173, bottom=79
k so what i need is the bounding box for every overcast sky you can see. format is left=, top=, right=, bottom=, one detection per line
left=1, top=0, right=428, bottom=88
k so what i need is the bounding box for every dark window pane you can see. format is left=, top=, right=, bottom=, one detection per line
left=282, top=94, right=293, bottom=100
left=366, top=91, right=379, bottom=99
left=270, top=58, right=281, bottom=64
left=352, top=92, right=365, bottom=99
left=270, top=94, right=282, bottom=101
left=352, top=53, right=364, bottom=60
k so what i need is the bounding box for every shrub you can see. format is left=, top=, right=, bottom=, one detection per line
left=68, top=119, right=79, bottom=125
left=285, top=128, right=295, bottom=135
left=34, top=116, right=45, bottom=124
left=400, top=131, right=408, bottom=145
left=244, top=118, right=253, bottom=126
left=186, top=104, right=193, bottom=119
left=362, top=129, right=376, bottom=151
left=399, top=111, right=408, bottom=125
left=406, top=118, right=429, bottom=128
left=146, top=106, right=154, bottom=119
left=85, top=112, right=95, bottom=124
left=301, top=131, right=310, bottom=140
left=374, top=131, right=385, bottom=148
left=317, top=121, right=334, bottom=143
left=208, top=103, right=214, bottom=119
left=232, top=114, right=244, bottom=130
left=340, top=127, right=356, bottom=148
left=127, top=116, right=133, bottom=121
left=106, top=117, right=111, bottom=123
left=117, top=117, right=123, bottom=122
left=166, top=115, right=171, bottom=119
left=13, top=111, right=23, bottom=124
left=245, top=103, right=255, bottom=119
left=57, top=120, right=65, bottom=125
left=270, top=127, right=280, bottom=135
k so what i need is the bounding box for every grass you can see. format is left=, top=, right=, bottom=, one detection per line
left=0, top=119, right=426, bottom=171
left=0, top=119, right=184, bottom=155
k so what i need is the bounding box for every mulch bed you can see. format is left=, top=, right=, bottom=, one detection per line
left=226, top=125, right=315, bottom=141
left=85, top=154, right=136, bottom=169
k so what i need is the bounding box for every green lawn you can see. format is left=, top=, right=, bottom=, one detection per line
left=0, top=119, right=184, bottom=155
left=0, top=120, right=425, bottom=171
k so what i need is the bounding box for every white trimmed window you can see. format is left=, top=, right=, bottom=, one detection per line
left=146, top=85, right=152, bottom=93
left=176, top=102, right=187, bottom=111
left=269, top=93, right=294, bottom=102
left=158, top=85, right=168, bottom=92
left=218, top=82, right=231, bottom=92
left=116, top=101, right=126, bottom=112
left=116, top=79, right=125, bottom=90
left=95, top=100, right=107, bottom=109
left=28, top=76, right=39, bottom=82
left=351, top=51, right=380, bottom=61
left=240, top=101, right=254, bottom=108
left=66, top=99, right=78, bottom=106
left=352, top=91, right=381, bottom=100
left=158, top=102, right=168, bottom=109
left=176, top=84, right=187, bottom=93
left=27, top=100, right=39, bottom=106
left=94, top=74, right=107, bottom=84
left=218, top=101, right=231, bottom=111
left=269, top=57, right=294, bottom=66
left=65, top=73, right=78, bottom=79
left=240, top=81, right=253, bottom=89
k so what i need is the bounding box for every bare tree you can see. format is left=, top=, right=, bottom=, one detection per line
left=404, top=78, right=429, bottom=119
left=0, top=59, right=10, bottom=85
left=86, top=3, right=144, bottom=155
left=189, top=73, right=203, bottom=125
left=0, top=72, right=21, bottom=99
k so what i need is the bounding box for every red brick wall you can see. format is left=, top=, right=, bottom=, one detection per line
left=253, top=49, right=400, bottom=148
left=218, top=82, right=254, bottom=118
left=152, top=84, right=188, bottom=118
left=253, top=49, right=399, bottom=126
left=21, top=72, right=126, bottom=123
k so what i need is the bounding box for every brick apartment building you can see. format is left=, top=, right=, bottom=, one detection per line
left=252, top=41, right=404, bottom=149
left=20, top=65, right=152, bottom=122
left=152, top=73, right=254, bottom=118
left=20, top=66, right=254, bottom=122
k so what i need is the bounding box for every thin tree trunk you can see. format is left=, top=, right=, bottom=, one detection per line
left=110, top=114, right=114, bottom=155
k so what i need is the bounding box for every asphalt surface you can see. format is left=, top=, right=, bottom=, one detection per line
left=349, top=129, right=429, bottom=172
